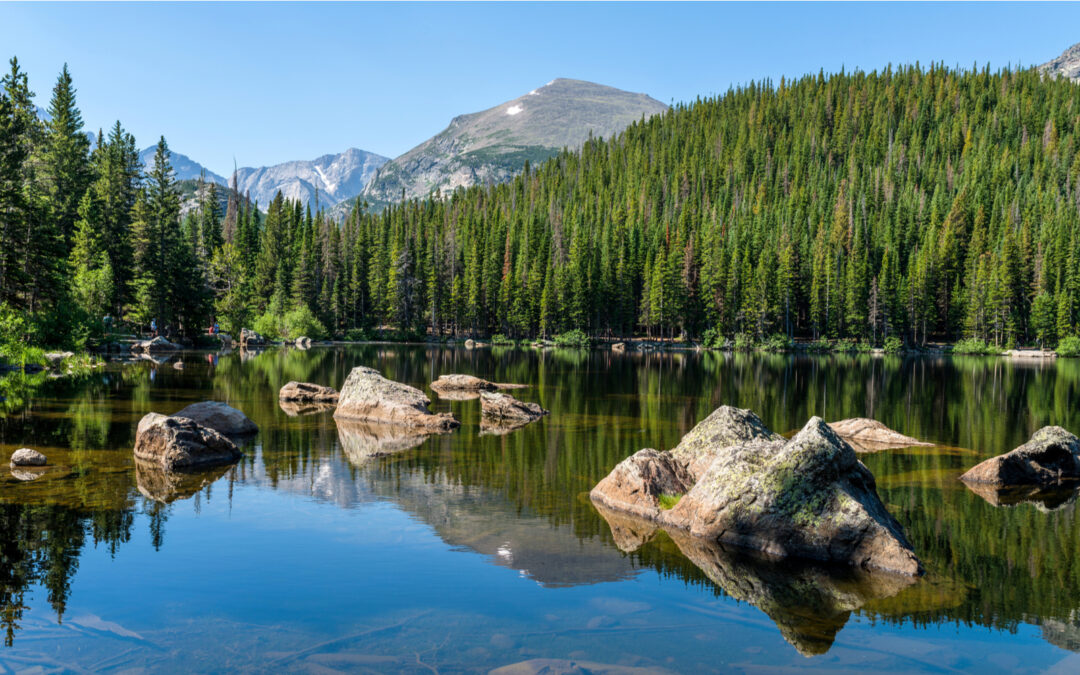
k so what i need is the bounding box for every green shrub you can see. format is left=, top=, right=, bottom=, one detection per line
left=883, top=336, right=904, bottom=354
left=1057, top=336, right=1080, bottom=357
left=953, top=338, right=1000, bottom=355
left=734, top=332, right=755, bottom=351
left=701, top=327, right=722, bottom=349
left=762, top=333, right=793, bottom=352
left=805, top=339, right=832, bottom=352
left=283, top=306, right=328, bottom=340
left=855, top=341, right=874, bottom=353
left=553, top=329, right=590, bottom=349
left=491, top=333, right=514, bottom=345
left=251, top=312, right=283, bottom=340
left=344, top=328, right=370, bottom=342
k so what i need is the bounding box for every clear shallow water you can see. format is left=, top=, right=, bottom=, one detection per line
left=2, top=346, right=1080, bottom=673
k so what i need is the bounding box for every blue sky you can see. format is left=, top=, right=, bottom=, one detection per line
left=2, top=2, right=1079, bottom=176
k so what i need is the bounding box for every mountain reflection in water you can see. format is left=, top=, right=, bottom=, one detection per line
left=2, top=346, right=1080, bottom=671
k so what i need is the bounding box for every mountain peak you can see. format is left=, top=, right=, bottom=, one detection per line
left=1041, top=42, right=1080, bottom=82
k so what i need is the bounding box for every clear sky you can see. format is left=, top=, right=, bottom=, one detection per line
left=2, top=1, right=1079, bottom=176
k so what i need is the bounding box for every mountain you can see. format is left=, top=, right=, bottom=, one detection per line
left=231, top=147, right=388, bottom=210
left=138, top=146, right=228, bottom=185
left=1041, top=42, right=1080, bottom=82
left=359, top=78, right=668, bottom=209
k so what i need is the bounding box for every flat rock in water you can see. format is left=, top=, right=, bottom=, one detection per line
left=591, top=406, right=922, bottom=576
left=960, top=426, right=1080, bottom=486
left=10, top=448, right=46, bottom=467
left=333, top=366, right=458, bottom=431
left=828, top=418, right=931, bottom=452
left=279, top=381, right=339, bottom=403
left=133, top=413, right=242, bottom=471
left=431, top=374, right=497, bottom=392
left=172, top=401, right=258, bottom=436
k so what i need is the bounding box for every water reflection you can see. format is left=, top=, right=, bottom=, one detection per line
left=2, top=347, right=1080, bottom=663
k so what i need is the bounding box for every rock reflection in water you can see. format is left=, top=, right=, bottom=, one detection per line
left=135, top=460, right=233, bottom=504
left=278, top=400, right=337, bottom=417
left=595, top=504, right=915, bottom=656
left=335, top=419, right=433, bottom=465
left=962, top=481, right=1080, bottom=511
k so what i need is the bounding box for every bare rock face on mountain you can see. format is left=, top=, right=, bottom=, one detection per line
left=591, top=406, right=922, bottom=576
left=172, top=401, right=258, bottom=437
left=134, top=413, right=242, bottom=471
left=334, top=366, right=459, bottom=431
left=827, top=418, right=931, bottom=453
left=960, top=426, right=1080, bottom=486
left=360, top=79, right=668, bottom=209
left=279, top=381, right=339, bottom=403
left=1042, top=42, right=1080, bottom=82
left=232, top=147, right=389, bottom=212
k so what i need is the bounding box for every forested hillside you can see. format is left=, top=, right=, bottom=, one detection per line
left=4, top=58, right=1080, bottom=349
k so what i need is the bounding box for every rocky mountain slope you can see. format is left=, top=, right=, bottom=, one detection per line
left=231, top=147, right=388, bottom=210
left=358, top=78, right=668, bottom=210
left=1041, top=42, right=1080, bottom=82
left=138, top=146, right=228, bottom=185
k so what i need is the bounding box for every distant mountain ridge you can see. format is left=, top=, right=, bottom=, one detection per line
left=137, top=146, right=228, bottom=185
left=358, top=78, right=668, bottom=210
left=1041, top=42, right=1080, bottom=82
left=231, top=148, right=388, bottom=210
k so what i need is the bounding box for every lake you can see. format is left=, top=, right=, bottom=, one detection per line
left=2, top=345, right=1080, bottom=673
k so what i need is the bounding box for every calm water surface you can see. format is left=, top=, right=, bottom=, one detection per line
left=2, top=346, right=1080, bottom=673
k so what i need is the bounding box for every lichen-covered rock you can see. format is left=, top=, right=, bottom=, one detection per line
left=480, top=391, right=548, bottom=422
left=333, top=366, right=459, bottom=431
left=336, top=418, right=433, bottom=465
left=10, top=448, right=46, bottom=467
left=960, top=426, right=1080, bottom=486
left=827, top=418, right=931, bottom=453
left=133, top=413, right=242, bottom=471
left=279, top=381, right=339, bottom=403
left=590, top=449, right=694, bottom=521
left=671, top=418, right=922, bottom=575
left=172, top=401, right=258, bottom=436
left=591, top=408, right=922, bottom=576
left=669, top=406, right=783, bottom=480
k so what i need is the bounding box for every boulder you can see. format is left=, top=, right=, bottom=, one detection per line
left=279, top=381, right=339, bottom=403
left=172, top=361, right=184, bottom=370
left=239, top=327, right=267, bottom=347
left=827, top=418, right=931, bottom=453
left=590, top=407, right=922, bottom=576
left=464, top=339, right=476, bottom=349
left=44, top=351, right=74, bottom=367
left=217, top=333, right=234, bottom=348
left=131, top=336, right=183, bottom=353
left=10, top=448, right=46, bottom=467
left=133, top=413, right=242, bottom=471
left=333, top=366, right=459, bottom=431
left=429, top=374, right=527, bottom=395
left=611, top=342, right=626, bottom=352
left=480, top=391, right=548, bottom=422
left=171, top=401, right=258, bottom=436
left=960, top=426, right=1080, bottom=486
left=295, top=336, right=312, bottom=349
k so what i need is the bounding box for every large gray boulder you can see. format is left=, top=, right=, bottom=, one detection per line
left=10, top=448, right=46, bottom=467
left=131, top=336, right=182, bottom=353
left=172, top=401, right=258, bottom=436
left=333, top=366, right=458, bottom=431
left=479, top=391, right=548, bottom=423
left=591, top=406, right=922, bottom=576
left=430, top=374, right=498, bottom=392
left=279, top=381, right=339, bottom=403
left=133, top=413, right=242, bottom=471
left=960, top=426, right=1080, bottom=486
left=239, top=328, right=266, bottom=347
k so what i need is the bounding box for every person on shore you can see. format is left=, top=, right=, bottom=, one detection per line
left=150, top=318, right=157, bottom=338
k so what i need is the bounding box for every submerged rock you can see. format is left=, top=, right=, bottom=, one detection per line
left=336, top=418, right=433, bottom=465
left=591, top=406, right=922, bottom=576
left=827, top=418, right=931, bottom=452
left=10, top=448, right=46, bottom=467
left=279, top=381, right=339, bottom=403
left=172, top=401, right=258, bottom=437
left=134, top=413, right=242, bottom=471
left=333, top=366, right=459, bottom=431
left=960, top=426, right=1080, bottom=486
left=279, top=400, right=337, bottom=417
